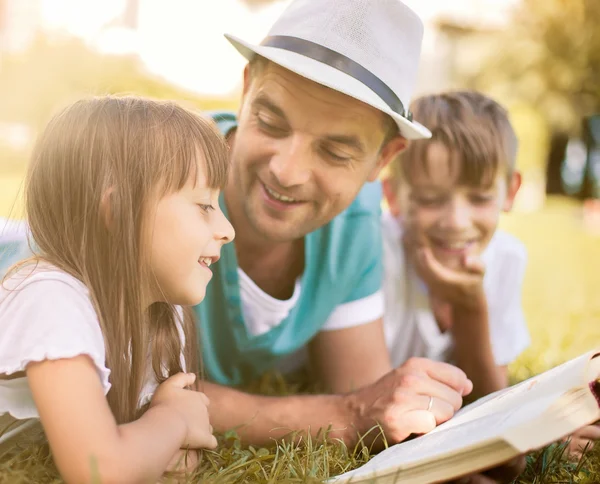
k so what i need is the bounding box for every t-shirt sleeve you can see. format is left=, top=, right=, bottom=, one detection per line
left=0, top=275, right=111, bottom=394
left=321, top=211, right=385, bottom=331
left=487, top=241, right=531, bottom=366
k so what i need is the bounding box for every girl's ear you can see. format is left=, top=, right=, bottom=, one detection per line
left=382, top=177, right=402, bottom=217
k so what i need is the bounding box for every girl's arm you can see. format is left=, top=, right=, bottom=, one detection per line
left=28, top=355, right=190, bottom=484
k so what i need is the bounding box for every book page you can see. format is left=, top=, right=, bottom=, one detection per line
left=429, top=350, right=599, bottom=434
left=330, top=350, right=600, bottom=483
left=330, top=394, right=558, bottom=482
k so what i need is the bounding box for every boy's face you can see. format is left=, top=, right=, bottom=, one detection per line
left=384, top=142, right=521, bottom=271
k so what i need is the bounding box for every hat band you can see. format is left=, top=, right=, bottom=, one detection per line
left=260, top=35, right=412, bottom=121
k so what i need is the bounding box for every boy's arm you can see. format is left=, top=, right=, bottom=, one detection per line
left=450, top=294, right=508, bottom=400
left=411, top=247, right=507, bottom=400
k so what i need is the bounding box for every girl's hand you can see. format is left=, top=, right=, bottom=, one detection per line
left=167, top=448, right=201, bottom=474
left=150, top=372, right=218, bottom=450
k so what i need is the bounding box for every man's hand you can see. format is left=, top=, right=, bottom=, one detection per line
left=345, top=357, right=473, bottom=444
left=404, top=234, right=486, bottom=310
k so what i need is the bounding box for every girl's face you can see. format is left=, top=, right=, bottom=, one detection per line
left=148, top=164, right=234, bottom=306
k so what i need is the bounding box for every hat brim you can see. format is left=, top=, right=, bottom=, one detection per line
left=225, top=34, right=431, bottom=140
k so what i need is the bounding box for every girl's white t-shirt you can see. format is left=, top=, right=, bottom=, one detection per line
left=0, top=264, right=185, bottom=451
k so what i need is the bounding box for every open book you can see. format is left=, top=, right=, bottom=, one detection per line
left=330, top=349, right=600, bottom=484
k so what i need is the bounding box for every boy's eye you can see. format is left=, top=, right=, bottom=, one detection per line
left=413, top=195, right=445, bottom=207
left=469, top=194, right=495, bottom=205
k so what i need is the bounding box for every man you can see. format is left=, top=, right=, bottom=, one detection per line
left=194, top=0, right=475, bottom=446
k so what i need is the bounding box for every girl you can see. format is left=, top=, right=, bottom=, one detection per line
left=0, top=96, right=234, bottom=483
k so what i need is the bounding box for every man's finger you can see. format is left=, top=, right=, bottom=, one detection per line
left=389, top=409, right=437, bottom=441
left=404, top=357, right=473, bottom=397
left=389, top=390, right=456, bottom=424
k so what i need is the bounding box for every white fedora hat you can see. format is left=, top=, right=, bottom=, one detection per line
left=224, top=0, right=431, bottom=140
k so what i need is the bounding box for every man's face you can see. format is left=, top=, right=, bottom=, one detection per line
left=228, top=62, right=404, bottom=242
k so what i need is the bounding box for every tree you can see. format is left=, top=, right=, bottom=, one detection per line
left=467, top=0, right=600, bottom=137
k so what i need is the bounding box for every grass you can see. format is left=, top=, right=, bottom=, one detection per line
left=1, top=174, right=599, bottom=482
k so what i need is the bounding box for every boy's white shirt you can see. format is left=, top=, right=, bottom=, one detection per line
left=382, top=211, right=530, bottom=369
left=0, top=264, right=186, bottom=449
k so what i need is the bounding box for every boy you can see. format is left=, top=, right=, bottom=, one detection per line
left=381, top=90, right=598, bottom=457
left=381, top=90, right=527, bottom=400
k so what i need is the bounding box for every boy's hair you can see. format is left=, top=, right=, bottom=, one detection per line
left=389, top=90, right=518, bottom=188
left=16, top=96, right=229, bottom=424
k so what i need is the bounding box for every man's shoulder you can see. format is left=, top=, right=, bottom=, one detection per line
left=336, top=181, right=383, bottom=221
left=308, top=182, right=383, bottom=279
left=205, top=110, right=238, bottom=138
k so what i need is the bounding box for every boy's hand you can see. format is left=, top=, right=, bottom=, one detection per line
left=564, top=423, right=600, bottom=459
left=404, top=235, right=486, bottom=310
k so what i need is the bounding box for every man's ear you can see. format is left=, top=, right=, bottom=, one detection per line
left=367, top=136, right=409, bottom=182
left=242, top=63, right=252, bottom=96
left=382, top=177, right=402, bottom=217
left=503, top=171, right=522, bottom=212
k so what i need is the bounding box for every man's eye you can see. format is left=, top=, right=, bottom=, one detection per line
left=257, top=116, right=286, bottom=135
left=322, top=149, right=351, bottom=162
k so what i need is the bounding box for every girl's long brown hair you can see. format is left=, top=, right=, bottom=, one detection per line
left=19, top=95, right=228, bottom=423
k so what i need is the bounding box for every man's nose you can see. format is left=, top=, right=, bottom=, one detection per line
left=269, top=135, right=312, bottom=187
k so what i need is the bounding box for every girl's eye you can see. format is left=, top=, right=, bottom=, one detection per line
left=197, top=204, right=214, bottom=213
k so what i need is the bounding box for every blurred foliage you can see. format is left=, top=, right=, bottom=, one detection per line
left=0, top=33, right=239, bottom=132
left=467, top=0, right=600, bottom=137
